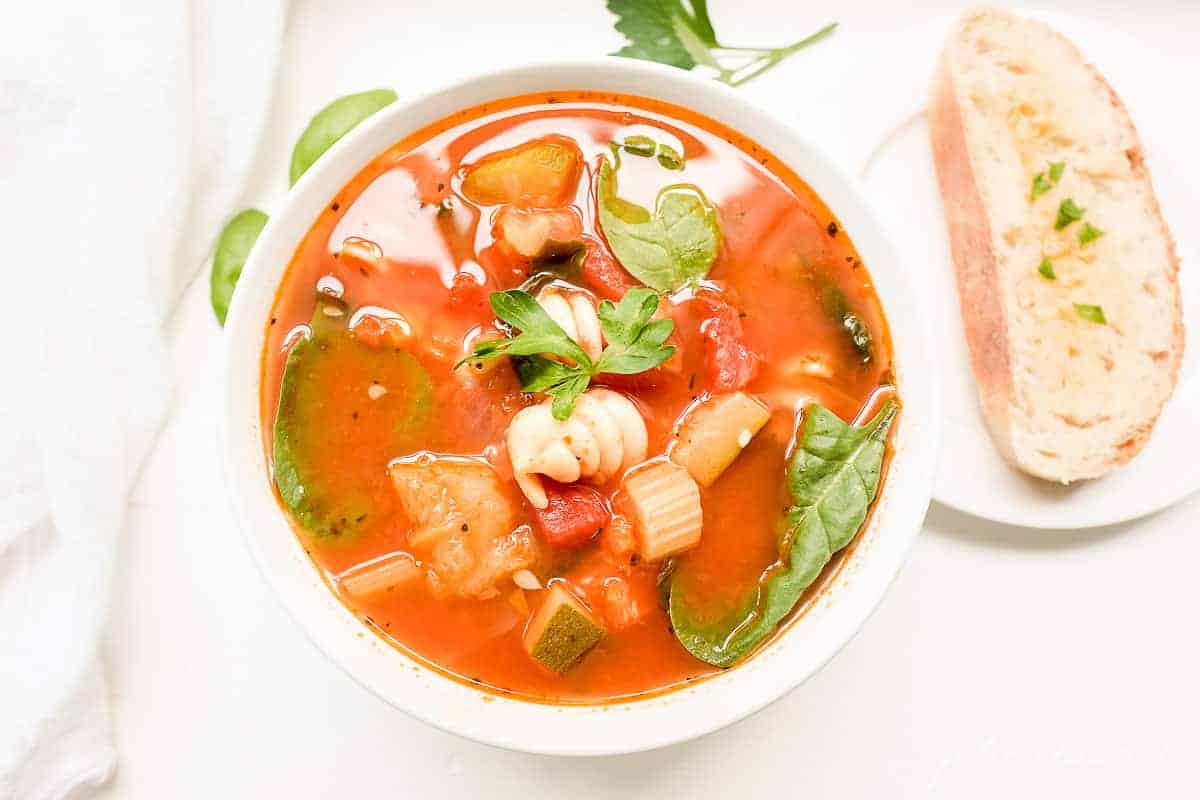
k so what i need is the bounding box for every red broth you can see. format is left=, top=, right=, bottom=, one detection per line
left=261, top=92, right=895, bottom=703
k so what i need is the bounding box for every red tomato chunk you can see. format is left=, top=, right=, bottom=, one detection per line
left=580, top=237, right=639, bottom=301
left=699, top=296, right=759, bottom=391
left=531, top=482, right=611, bottom=548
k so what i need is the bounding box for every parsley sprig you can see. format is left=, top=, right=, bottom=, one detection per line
left=607, top=0, right=837, bottom=88
left=461, top=288, right=675, bottom=419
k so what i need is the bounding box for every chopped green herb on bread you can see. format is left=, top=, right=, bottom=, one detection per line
left=928, top=8, right=1183, bottom=482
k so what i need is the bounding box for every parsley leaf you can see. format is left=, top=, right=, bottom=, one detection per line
left=1074, top=303, right=1107, bottom=325
left=607, top=0, right=837, bottom=87
left=595, top=288, right=677, bottom=374
left=515, top=357, right=593, bottom=420
left=461, top=287, right=675, bottom=419
left=1055, top=198, right=1086, bottom=230
left=1038, top=258, right=1057, bottom=280
left=1078, top=222, right=1105, bottom=246
left=467, top=291, right=592, bottom=367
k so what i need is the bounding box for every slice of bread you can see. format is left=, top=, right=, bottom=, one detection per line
left=928, top=7, right=1184, bottom=483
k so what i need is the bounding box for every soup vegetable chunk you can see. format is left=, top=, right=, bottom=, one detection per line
left=262, top=92, right=898, bottom=702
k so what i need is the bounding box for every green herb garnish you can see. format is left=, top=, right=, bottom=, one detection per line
left=1030, top=161, right=1066, bottom=201
left=1055, top=198, right=1086, bottom=230
left=669, top=399, right=897, bottom=667
left=1074, top=303, right=1107, bottom=325
left=656, top=144, right=684, bottom=170
left=1038, top=258, right=1056, bottom=280
left=461, top=288, right=675, bottom=419
left=596, top=153, right=720, bottom=293
left=1030, top=173, right=1053, bottom=201
left=1077, top=222, right=1105, bottom=246
left=607, top=0, right=837, bottom=87
left=622, top=135, right=658, bottom=157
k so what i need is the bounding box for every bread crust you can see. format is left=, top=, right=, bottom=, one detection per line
left=928, top=8, right=1184, bottom=482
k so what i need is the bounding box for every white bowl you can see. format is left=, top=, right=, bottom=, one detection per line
left=222, top=58, right=941, bottom=756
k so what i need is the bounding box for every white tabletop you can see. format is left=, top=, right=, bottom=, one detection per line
left=101, top=0, right=1200, bottom=796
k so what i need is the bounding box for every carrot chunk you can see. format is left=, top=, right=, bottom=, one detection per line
left=461, top=136, right=583, bottom=207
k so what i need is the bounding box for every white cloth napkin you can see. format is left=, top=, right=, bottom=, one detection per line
left=0, top=1, right=284, bottom=797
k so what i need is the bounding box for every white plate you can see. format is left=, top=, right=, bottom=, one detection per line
left=827, top=11, right=1200, bottom=530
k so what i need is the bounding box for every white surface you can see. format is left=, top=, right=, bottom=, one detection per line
left=222, top=58, right=940, bottom=755
left=99, top=0, right=1200, bottom=797
left=831, top=11, right=1200, bottom=528
left=0, top=2, right=282, bottom=798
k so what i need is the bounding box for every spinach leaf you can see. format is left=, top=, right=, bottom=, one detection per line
left=210, top=209, right=268, bottom=325
left=669, top=399, right=897, bottom=667
left=289, top=89, right=398, bottom=186
left=597, top=158, right=720, bottom=293
left=274, top=296, right=433, bottom=540
left=819, top=282, right=872, bottom=363
left=606, top=0, right=837, bottom=87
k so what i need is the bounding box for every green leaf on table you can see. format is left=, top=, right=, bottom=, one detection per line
left=210, top=209, right=268, bottom=325
left=669, top=399, right=897, bottom=667
left=289, top=89, right=398, bottom=186
left=608, top=0, right=716, bottom=71
left=606, top=0, right=837, bottom=87
left=597, top=157, right=720, bottom=293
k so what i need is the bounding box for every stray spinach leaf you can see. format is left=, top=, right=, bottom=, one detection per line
left=211, top=209, right=268, bottom=325
left=669, top=400, right=897, bottom=667
left=596, top=156, right=720, bottom=293
left=289, top=89, right=398, bottom=186
left=607, top=0, right=837, bottom=87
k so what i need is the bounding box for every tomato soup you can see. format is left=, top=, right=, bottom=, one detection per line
left=261, top=92, right=896, bottom=703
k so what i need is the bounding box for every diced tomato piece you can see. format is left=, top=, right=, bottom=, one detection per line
left=595, top=367, right=665, bottom=393
left=599, top=514, right=637, bottom=563
left=493, top=206, right=583, bottom=260
left=350, top=312, right=413, bottom=350
left=530, top=482, right=611, bottom=549
left=580, top=237, right=639, bottom=301
left=446, top=270, right=488, bottom=315
left=699, top=296, right=759, bottom=392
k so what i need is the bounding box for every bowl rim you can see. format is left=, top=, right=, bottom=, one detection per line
left=221, top=56, right=942, bottom=756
